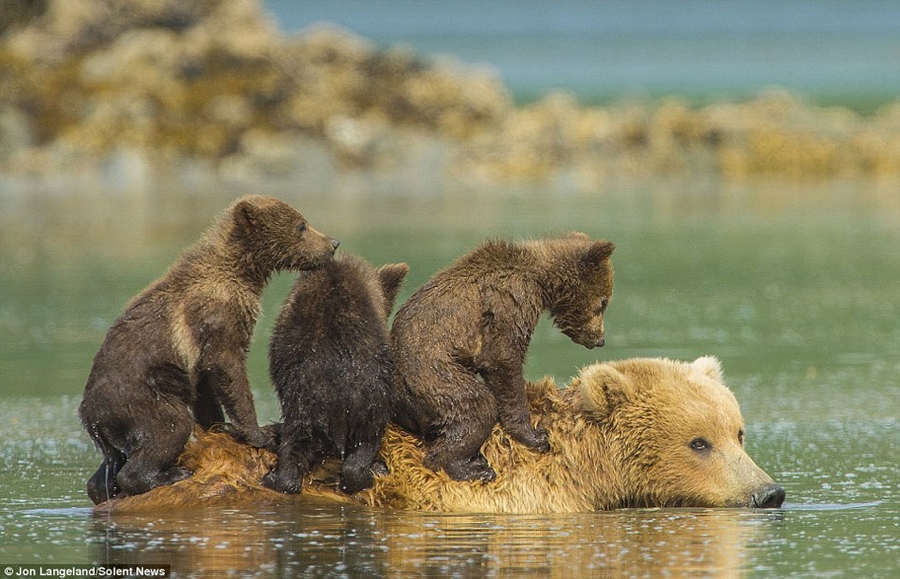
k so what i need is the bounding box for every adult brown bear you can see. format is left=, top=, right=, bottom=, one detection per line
left=97, top=357, right=785, bottom=514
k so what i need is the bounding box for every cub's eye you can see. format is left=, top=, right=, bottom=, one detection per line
left=738, top=429, right=745, bottom=446
left=297, top=222, right=307, bottom=234
left=690, top=437, right=711, bottom=452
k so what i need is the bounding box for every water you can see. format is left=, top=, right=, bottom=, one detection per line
left=264, top=0, right=900, bottom=110
left=1, top=181, right=898, bottom=576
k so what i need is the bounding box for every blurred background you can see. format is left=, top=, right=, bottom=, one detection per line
left=2, top=0, right=899, bottom=194
left=269, top=0, right=900, bottom=109
left=1, top=1, right=898, bottom=575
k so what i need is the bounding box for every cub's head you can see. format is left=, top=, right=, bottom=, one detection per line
left=541, top=233, right=614, bottom=349
left=320, top=255, right=409, bottom=321
left=576, top=356, right=784, bottom=509
left=228, top=195, right=339, bottom=273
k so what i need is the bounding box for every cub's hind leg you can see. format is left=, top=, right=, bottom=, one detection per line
left=113, top=402, right=193, bottom=497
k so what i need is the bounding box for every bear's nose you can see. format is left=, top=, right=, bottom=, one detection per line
left=751, top=483, right=785, bottom=508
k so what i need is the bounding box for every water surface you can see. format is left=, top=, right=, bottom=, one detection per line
left=1, top=181, right=898, bottom=576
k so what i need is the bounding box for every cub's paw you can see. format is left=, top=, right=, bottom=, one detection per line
left=533, top=427, right=551, bottom=453
left=262, top=470, right=301, bottom=494
left=371, top=460, right=390, bottom=478
left=340, top=470, right=375, bottom=495
left=161, top=466, right=193, bottom=486
left=518, top=426, right=551, bottom=453
left=449, top=456, right=497, bottom=483
left=245, top=428, right=277, bottom=451
left=220, top=423, right=278, bottom=451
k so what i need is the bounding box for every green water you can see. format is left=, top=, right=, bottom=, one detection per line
left=1, top=181, right=898, bottom=577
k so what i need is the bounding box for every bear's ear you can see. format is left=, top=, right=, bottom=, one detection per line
left=233, top=199, right=259, bottom=232
left=692, top=355, right=723, bottom=382
left=577, top=362, right=634, bottom=421
left=581, top=240, right=615, bottom=269
left=567, top=231, right=591, bottom=241
left=377, top=263, right=409, bottom=313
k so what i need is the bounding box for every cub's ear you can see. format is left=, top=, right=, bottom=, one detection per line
left=581, top=240, right=615, bottom=269
left=567, top=231, right=591, bottom=241
left=233, top=198, right=259, bottom=232
left=576, top=362, right=634, bottom=422
left=692, top=355, right=723, bottom=382
left=377, top=263, right=409, bottom=313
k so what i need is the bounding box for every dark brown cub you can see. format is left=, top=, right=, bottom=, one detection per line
left=264, top=254, right=408, bottom=495
left=391, top=233, right=614, bottom=482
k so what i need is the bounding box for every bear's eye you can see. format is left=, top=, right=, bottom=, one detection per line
left=690, top=437, right=711, bottom=452
left=297, top=222, right=307, bottom=235
left=738, top=429, right=745, bottom=446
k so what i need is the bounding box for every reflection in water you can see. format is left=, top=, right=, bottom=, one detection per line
left=4, top=398, right=896, bottom=575
left=783, top=501, right=882, bottom=511
left=88, top=502, right=778, bottom=577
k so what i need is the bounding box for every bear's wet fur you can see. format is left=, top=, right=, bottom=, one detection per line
left=264, top=254, right=408, bottom=495
left=79, top=195, right=339, bottom=505
left=390, top=233, right=614, bottom=482
left=98, top=357, right=784, bottom=514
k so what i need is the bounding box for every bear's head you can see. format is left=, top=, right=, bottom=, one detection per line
left=540, top=233, right=614, bottom=349
left=575, top=356, right=784, bottom=509
left=228, top=195, right=339, bottom=274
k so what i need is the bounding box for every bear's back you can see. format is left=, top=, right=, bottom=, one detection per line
left=269, top=256, right=392, bottom=391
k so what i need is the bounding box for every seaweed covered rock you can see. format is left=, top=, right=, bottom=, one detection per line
left=0, top=0, right=509, bottom=178
left=1, top=0, right=899, bottom=185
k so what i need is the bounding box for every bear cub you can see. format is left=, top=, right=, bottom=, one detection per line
left=264, top=254, right=408, bottom=495
left=391, top=233, right=614, bottom=482
left=79, top=195, right=339, bottom=505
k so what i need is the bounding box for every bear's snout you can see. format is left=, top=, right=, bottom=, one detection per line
left=750, top=483, right=785, bottom=509
left=578, top=333, right=605, bottom=349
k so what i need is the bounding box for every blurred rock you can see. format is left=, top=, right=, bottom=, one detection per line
left=0, top=0, right=48, bottom=36
left=0, top=106, right=34, bottom=162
